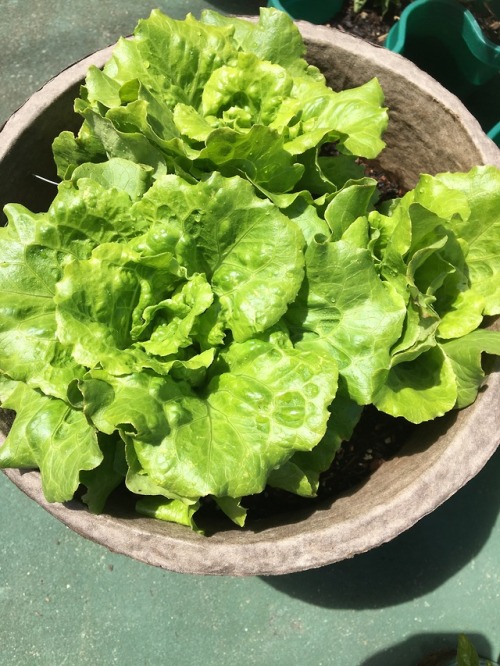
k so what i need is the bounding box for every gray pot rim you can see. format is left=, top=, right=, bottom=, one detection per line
left=0, top=22, right=499, bottom=576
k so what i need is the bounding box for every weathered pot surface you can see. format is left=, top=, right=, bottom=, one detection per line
left=0, top=21, right=499, bottom=576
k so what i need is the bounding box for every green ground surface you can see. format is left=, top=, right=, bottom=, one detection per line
left=1, top=2, right=499, bottom=665
left=1, top=452, right=499, bottom=665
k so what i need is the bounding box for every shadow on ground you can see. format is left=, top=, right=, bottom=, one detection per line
left=262, top=449, right=500, bottom=609
left=359, top=632, right=496, bottom=666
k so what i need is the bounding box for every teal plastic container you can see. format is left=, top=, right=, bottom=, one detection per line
left=267, top=0, right=344, bottom=23
left=385, top=0, right=500, bottom=144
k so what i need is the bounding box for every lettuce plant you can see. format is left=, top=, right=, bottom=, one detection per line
left=0, top=8, right=499, bottom=531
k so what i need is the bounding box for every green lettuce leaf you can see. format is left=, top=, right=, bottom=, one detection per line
left=58, top=8, right=387, bottom=197
left=81, top=338, right=338, bottom=499
left=136, top=496, right=201, bottom=531
left=0, top=377, right=37, bottom=467
left=80, top=108, right=170, bottom=177
left=427, top=167, right=500, bottom=336
left=138, top=274, right=214, bottom=357
left=80, top=433, right=126, bottom=513
left=268, top=388, right=362, bottom=496
left=0, top=205, right=82, bottom=398
left=441, top=329, right=500, bottom=408
left=0, top=380, right=102, bottom=501
left=131, top=173, right=306, bottom=342
left=373, top=346, right=458, bottom=423
left=280, top=195, right=330, bottom=245
left=372, top=167, right=500, bottom=341
left=200, top=52, right=294, bottom=130
left=325, top=178, right=378, bottom=239
left=124, top=438, right=194, bottom=503
left=41, top=164, right=151, bottom=259
left=284, top=78, right=388, bottom=158
left=287, top=237, right=406, bottom=404
left=296, top=149, right=366, bottom=198
left=54, top=242, right=183, bottom=375
left=52, top=124, right=106, bottom=180
left=214, top=496, right=248, bottom=527
left=196, top=125, right=304, bottom=192
left=70, top=158, right=153, bottom=200
left=200, top=7, right=314, bottom=75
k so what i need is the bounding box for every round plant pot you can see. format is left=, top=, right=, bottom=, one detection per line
left=0, top=22, right=499, bottom=576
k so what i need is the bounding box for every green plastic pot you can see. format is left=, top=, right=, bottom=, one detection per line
left=488, top=119, right=500, bottom=145
left=266, top=0, right=344, bottom=23
left=385, top=0, right=500, bottom=144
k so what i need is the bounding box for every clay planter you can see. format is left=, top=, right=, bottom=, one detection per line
left=0, top=22, right=499, bottom=576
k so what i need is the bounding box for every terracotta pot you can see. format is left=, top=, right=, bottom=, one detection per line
left=0, top=22, right=499, bottom=576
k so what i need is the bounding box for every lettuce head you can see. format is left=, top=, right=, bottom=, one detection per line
left=1, top=9, right=499, bottom=531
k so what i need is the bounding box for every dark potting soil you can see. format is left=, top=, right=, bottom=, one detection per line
left=360, top=158, right=408, bottom=201
left=328, top=0, right=410, bottom=45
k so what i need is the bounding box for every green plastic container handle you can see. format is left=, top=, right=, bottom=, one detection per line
left=267, top=0, right=344, bottom=24
left=487, top=119, right=500, bottom=144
